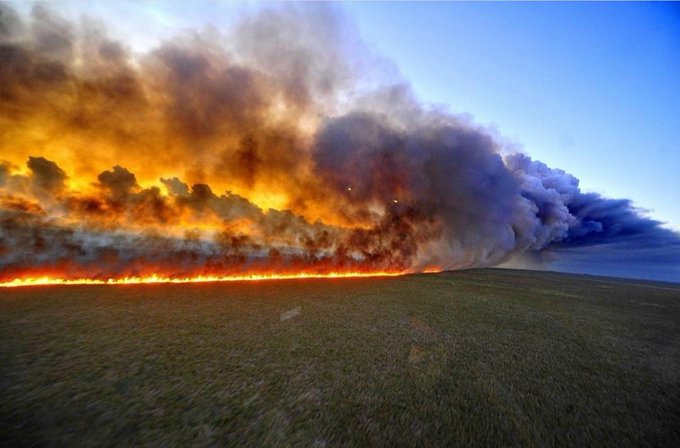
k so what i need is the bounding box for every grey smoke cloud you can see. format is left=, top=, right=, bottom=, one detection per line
left=0, top=3, right=678, bottom=282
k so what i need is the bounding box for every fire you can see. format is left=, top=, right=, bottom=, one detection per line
left=0, top=271, right=409, bottom=288
left=5, top=4, right=658, bottom=284
left=0, top=4, right=486, bottom=283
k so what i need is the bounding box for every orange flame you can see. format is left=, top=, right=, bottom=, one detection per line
left=0, top=271, right=418, bottom=288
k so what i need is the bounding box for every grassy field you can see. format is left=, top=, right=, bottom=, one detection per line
left=1, top=269, right=679, bottom=447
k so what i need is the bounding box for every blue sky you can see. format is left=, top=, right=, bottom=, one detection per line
left=12, top=1, right=680, bottom=231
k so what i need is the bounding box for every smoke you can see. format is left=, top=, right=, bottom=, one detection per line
left=1, top=3, right=678, bottom=282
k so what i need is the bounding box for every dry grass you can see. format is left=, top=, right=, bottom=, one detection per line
left=1, top=269, right=679, bottom=446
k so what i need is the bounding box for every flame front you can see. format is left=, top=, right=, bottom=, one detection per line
left=0, top=271, right=409, bottom=288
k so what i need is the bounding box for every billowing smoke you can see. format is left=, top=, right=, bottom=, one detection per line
left=1, top=4, right=678, bottom=282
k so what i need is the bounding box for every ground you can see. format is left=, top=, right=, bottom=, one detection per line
left=1, top=269, right=679, bottom=446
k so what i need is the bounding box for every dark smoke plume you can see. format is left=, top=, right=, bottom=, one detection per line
left=0, top=3, right=678, bottom=282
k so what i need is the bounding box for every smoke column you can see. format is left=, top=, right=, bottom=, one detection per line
left=1, top=4, right=678, bottom=283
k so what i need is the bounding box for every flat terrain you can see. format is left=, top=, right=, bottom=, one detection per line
left=1, top=269, right=679, bottom=447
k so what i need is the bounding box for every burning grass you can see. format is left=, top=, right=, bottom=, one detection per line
left=0, top=271, right=405, bottom=288
left=1, top=269, right=679, bottom=446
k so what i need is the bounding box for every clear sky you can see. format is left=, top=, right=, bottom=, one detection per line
left=10, top=1, right=680, bottom=231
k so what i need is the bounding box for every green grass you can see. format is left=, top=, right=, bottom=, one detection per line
left=1, top=269, right=679, bottom=446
